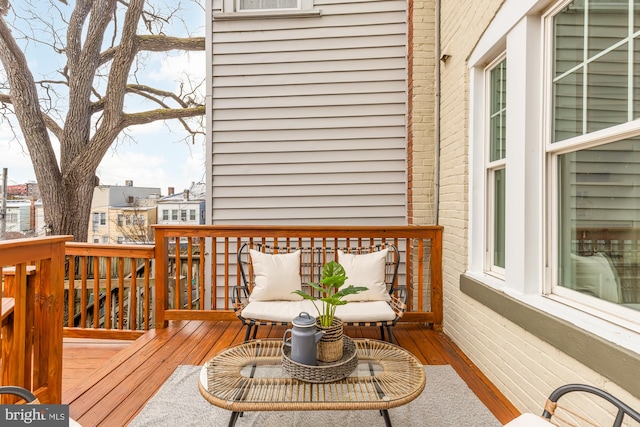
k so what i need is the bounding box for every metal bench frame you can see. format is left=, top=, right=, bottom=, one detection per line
left=542, top=384, right=640, bottom=427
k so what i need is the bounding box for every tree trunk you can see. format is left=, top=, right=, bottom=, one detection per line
left=39, top=169, right=95, bottom=242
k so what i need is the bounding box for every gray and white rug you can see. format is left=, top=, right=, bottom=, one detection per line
left=128, top=365, right=501, bottom=427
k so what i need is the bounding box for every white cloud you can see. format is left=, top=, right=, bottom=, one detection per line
left=1, top=135, right=36, bottom=184
left=148, top=51, right=205, bottom=84
left=96, top=135, right=205, bottom=195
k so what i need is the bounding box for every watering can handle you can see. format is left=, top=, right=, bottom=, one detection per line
left=283, top=329, right=292, bottom=347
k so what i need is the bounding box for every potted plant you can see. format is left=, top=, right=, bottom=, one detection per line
left=292, top=260, right=367, bottom=362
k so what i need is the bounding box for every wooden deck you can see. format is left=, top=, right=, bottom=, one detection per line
left=62, top=322, right=520, bottom=426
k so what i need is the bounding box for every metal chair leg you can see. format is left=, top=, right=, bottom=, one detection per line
left=243, top=324, right=253, bottom=342
left=386, top=326, right=394, bottom=344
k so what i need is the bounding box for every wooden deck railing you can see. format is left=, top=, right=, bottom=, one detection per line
left=64, top=243, right=155, bottom=340
left=152, top=225, right=443, bottom=329
left=0, top=235, right=72, bottom=404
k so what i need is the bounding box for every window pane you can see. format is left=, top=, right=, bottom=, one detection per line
left=554, top=3, right=584, bottom=77
left=490, top=60, right=507, bottom=161
left=588, top=0, right=628, bottom=58
left=557, top=137, right=640, bottom=308
left=553, top=0, right=638, bottom=142
left=553, top=69, right=584, bottom=141
left=634, top=37, right=640, bottom=120
left=239, top=0, right=297, bottom=10
left=587, top=44, right=628, bottom=133
left=494, top=168, right=506, bottom=268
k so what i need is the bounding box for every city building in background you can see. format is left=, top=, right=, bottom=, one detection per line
left=88, top=180, right=162, bottom=244
left=157, top=182, right=206, bottom=226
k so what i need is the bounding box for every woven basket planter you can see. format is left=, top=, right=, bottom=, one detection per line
left=316, top=317, right=344, bottom=362
left=282, top=335, right=357, bottom=383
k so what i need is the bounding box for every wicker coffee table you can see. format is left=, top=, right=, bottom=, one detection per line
left=198, top=338, right=426, bottom=427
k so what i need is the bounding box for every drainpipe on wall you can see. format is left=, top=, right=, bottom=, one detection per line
left=1, top=168, right=7, bottom=240
left=434, top=0, right=441, bottom=225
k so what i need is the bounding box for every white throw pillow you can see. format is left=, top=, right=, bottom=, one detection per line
left=248, top=249, right=303, bottom=302
left=571, top=253, right=620, bottom=303
left=338, top=249, right=390, bottom=302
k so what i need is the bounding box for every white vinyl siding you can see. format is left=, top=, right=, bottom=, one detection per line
left=209, top=0, right=408, bottom=225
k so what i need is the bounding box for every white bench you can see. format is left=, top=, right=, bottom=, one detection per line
left=233, top=242, right=406, bottom=343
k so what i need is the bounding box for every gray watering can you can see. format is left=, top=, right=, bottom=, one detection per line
left=283, top=312, right=324, bottom=366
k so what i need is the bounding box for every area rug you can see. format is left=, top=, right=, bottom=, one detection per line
left=128, top=365, right=501, bottom=427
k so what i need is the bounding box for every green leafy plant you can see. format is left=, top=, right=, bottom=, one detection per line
left=292, top=260, right=368, bottom=327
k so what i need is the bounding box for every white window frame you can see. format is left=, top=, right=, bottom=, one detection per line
left=468, top=0, right=640, bottom=351
left=485, top=55, right=508, bottom=278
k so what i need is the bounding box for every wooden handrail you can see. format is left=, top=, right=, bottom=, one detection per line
left=0, top=235, right=72, bottom=404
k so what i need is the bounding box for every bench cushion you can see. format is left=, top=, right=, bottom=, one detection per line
left=335, top=301, right=396, bottom=322
left=338, top=249, right=391, bottom=302
left=502, top=413, right=552, bottom=426
left=248, top=249, right=303, bottom=302
left=241, top=300, right=396, bottom=323
left=242, top=300, right=318, bottom=322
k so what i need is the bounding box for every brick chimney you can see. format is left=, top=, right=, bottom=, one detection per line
left=168, top=187, right=174, bottom=195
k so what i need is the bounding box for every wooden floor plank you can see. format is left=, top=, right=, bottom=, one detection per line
left=61, top=321, right=521, bottom=426
left=79, top=321, right=206, bottom=426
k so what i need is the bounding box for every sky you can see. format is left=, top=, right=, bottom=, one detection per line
left=0, top=1, right=206, bottom=195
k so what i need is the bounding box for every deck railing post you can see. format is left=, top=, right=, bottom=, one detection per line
left=154, top=228, right=169, bottom=328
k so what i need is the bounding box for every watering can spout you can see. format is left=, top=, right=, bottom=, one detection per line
left=315, top=330, right=325, bottom=344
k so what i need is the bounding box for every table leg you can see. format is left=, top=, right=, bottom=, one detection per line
left=228, top=411, right=240, bottom=427
left=380, top=409, right=392, bottom=427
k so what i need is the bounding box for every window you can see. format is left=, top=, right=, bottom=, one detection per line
left=181, top=209, right=187, bottom=221
left=217, top=0, right=317, bottom=17
left=171, top=210, right=178, bottom=221
left=487, top=57, right=507, bottom=273
left=162, top=209, right=169, bottom=221
left=117, top=214, right=124, bottom=226
left=92, top=212, right=106, bottom=230
left=549, top=0, right=640, bottom=315
left=238, top=0, right=298, bottom=11
left=190, top=209, right=196, bottom=221
left=102, top=236, right=109, bottom=244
